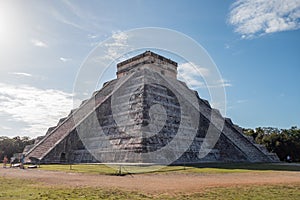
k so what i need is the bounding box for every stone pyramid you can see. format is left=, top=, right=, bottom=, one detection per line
left=25, top=51, right=279, bottom=164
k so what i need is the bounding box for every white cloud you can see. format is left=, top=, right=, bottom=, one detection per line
left=108, top=31, right=129, bottom=47
left=9, top=72, right=32, bottom=77
left=51, top=0, right=111, bottom=32
left=104, top=31, right=129, bottom=60
left=178, top=62, right=209, bottom=89
left=0, top=125, right=12, bottom=130
left=51, top=9, right=87, bottom=31
left=60, top=57, right=71, bottom=62
left=0, top=83, right=73, bottom=137
left=31, top=39, right=48, bottom=48
left=218, top=78, right=232, bottom=87
left=90, top=31, right=130, bottom=63
left=89, top=42, right=99, bottom=47
left=178, top=62, right=232, bottom=89
left=8, top=72, right=47, bottom=81
left=237, top=99, right=248, bottom=104
left=88, top=34, right=98, bottom=39
left=62, top=0, right=84, bottom=19
left=228, top=0, right=300, bottom=38
left=95, top=31, right=129, bottom=61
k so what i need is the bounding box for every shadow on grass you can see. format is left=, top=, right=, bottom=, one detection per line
left=34, top=162, right=300, bottom=177
left=177, top=162, right=300, bottom=172
left=115, top=162, right=300, bottom=176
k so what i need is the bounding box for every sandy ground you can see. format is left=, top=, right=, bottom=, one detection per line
left=1, top=167, right=300, bottom=194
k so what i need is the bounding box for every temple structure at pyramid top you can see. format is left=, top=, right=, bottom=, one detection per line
left=24, top=51, right=279, bottom=165
left=116, top=51, right=178, bottom=78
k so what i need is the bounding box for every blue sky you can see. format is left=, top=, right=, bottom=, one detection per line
left=0, top=0, right=299, bottom=138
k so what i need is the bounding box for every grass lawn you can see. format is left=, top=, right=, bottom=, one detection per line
left=34, top=162, right=300, bottom=175
left=0, top=177, right=299, bottom=200
left=1, top=163, right=300, bottom=199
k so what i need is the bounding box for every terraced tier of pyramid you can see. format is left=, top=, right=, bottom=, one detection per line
left=25, top=51, right=279, bottom=164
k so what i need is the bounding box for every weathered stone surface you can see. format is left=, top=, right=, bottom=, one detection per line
left=25, top=51, right=279, bottom=164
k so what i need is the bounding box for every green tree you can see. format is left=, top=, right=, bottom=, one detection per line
left=243, top=126, right=300, bottom=162
left=0, top=136, right=35, bottom=161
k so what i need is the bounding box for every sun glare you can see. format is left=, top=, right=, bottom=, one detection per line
left=0, top=8, right=7, bottom=36
left=0, top=1, right=19, bottom=44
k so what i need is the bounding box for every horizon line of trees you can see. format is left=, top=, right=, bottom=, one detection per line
left=0, top=136, right=35, bottom=161
left=243, top=126, right=300, bottom=162
left=1, top=126, right=299, bottom=162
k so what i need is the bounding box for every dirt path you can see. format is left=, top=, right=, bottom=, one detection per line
left=1, top=168, right=300, bottom=194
